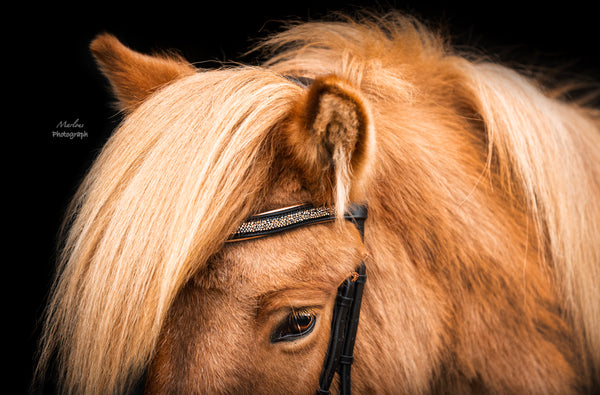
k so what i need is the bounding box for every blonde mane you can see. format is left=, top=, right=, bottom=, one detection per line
left=37, top=68, right=305, bottom=393
left=37, top=13, right=600, bottom=393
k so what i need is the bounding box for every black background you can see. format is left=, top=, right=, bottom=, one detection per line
left=19, top=1, right=599, bottom=393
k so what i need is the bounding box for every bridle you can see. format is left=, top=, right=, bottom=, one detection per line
left=228, top=203, right=368, bottom=395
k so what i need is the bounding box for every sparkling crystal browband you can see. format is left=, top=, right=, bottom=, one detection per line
left=228, top=204, right=336, bottom=242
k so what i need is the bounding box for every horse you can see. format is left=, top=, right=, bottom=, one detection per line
left=35, top=13, right=600, bottom=394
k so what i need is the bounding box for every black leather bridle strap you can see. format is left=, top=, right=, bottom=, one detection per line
left=228, top=204, right=335, bottom=242
left=338, top=262, right=366, bottom=394
left=316, top=204, right=367, bottom=395
left=316, top=261, right=366, bottom=395
left=317, top=275, right=357, bottom=394
left=339, top=206, right=367, bottom=394
left=228, top=204, right=366, bottom=242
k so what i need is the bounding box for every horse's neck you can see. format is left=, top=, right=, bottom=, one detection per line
left=357, top=127, right=581, bottom=392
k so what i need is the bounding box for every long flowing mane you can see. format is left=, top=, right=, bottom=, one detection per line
left=37, top=13, right=600, bottom=393
left=37, top=68, right=307, bottom=392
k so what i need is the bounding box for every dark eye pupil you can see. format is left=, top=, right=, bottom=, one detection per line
left=290, top=313, right=313, bottom=332
left=271, top=311, right=316, bottom=343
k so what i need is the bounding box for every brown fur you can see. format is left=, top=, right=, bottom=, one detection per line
left=36, top=13, right=600, bottom=394
left=90, top=33, right=195, bottom=113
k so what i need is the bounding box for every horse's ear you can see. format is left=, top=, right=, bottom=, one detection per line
left=90, top=33, right=195, bottom=113
left=286, top=75, right=375, bottom=216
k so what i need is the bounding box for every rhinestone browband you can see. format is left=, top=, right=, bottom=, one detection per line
left=228, top=204, right=336, bottom=242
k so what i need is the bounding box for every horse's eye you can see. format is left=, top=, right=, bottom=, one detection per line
left=271, top=309, right=317, bottom=343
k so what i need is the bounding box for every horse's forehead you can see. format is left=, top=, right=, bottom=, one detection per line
left=198, top=222, right=364, bottom=294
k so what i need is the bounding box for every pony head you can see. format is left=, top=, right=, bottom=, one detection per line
left=37, top=14, right=600, bottom=394
left=38, top=31, right=374, bottom=394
